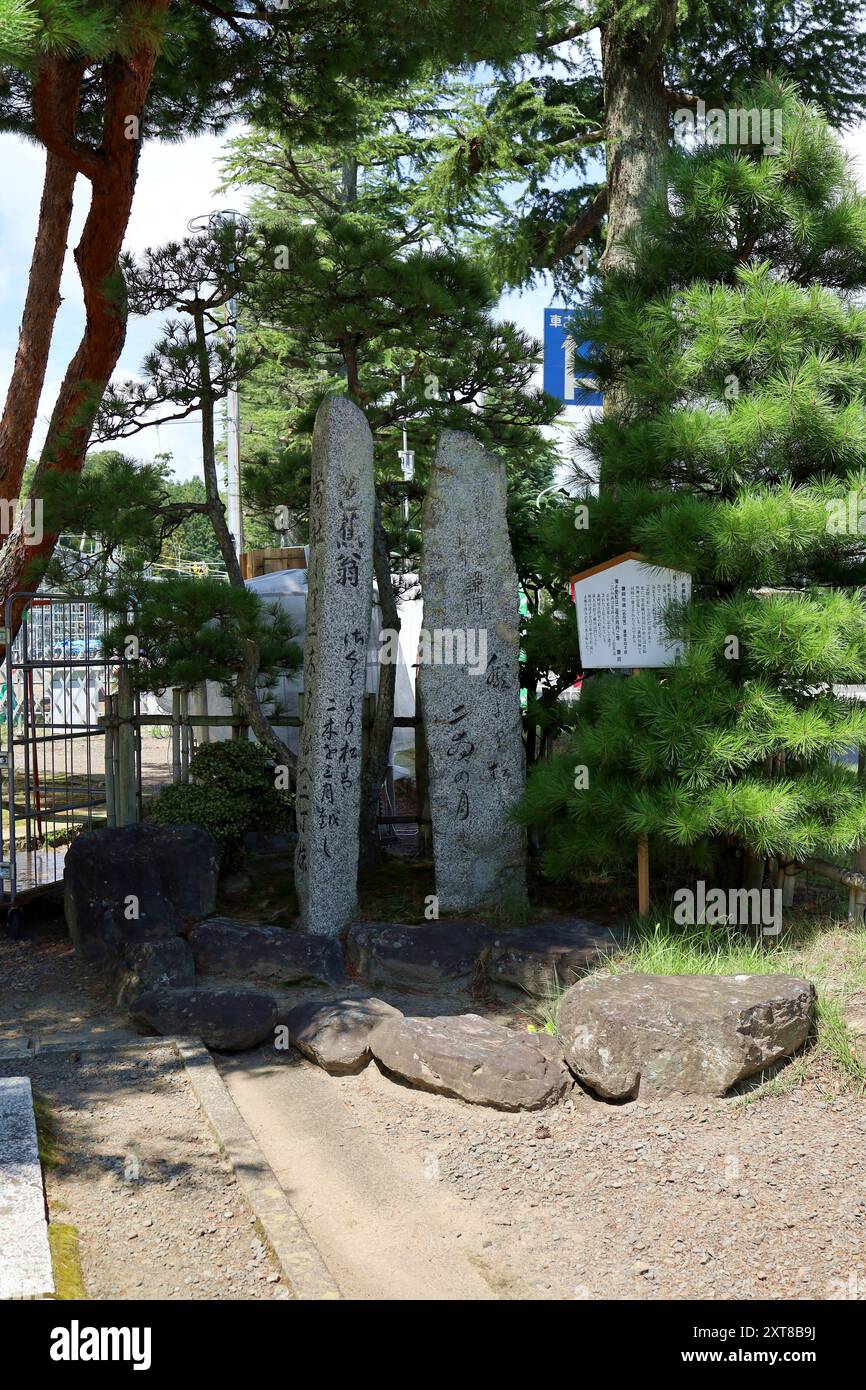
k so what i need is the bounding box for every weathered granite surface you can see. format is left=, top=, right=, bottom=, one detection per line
left=558, top=972, right=816, bottom=1098
left=281, top=996, right=402, bottom=1074
left=189, top=918, right=344, bottom=987
left=295, top=396, right=375, bottom=937
left=346, top=920, right=494, bottom=991
left=129, top=986, right=278, bottom=1052
left=370, top=1013, right=571, bottom=1110
left=64, top=823, right=219, bottom=961
left=0, top=1077, right=54, bottom=1299
left=488, top=918, right=624, bottom=995
left=116, top=937, right=195, bottom=1009
left=419, top=430, right=527, bottom=914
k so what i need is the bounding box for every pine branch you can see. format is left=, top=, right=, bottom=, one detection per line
left=543, top=184, right=608, bottom=265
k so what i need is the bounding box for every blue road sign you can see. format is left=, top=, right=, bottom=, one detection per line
left=543, top=308, right=603, bottom=407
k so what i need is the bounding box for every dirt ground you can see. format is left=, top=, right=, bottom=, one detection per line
left=3, top=908, right=865, bottom=1302
left=219, top=1035, right=866, bottom=1302
left=0, top=917, right=286, bottom=1301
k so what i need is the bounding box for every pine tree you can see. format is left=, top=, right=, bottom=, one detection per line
left=519, top=82, right=866, bottom=914
left=218, top=109, right=559, bottom=569
left=0, top=0, right=550, bottom=635
left=410, top=3, right=866, bottom=292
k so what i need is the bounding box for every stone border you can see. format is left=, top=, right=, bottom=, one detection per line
left=0, top=1076, right=55, bottom=1300
left=0, top=1032, right=341, bottom=1302
left=176, top=1039, right=340, bottom=1300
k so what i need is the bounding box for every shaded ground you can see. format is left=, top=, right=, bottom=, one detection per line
left=0, top=914, right=286, bottom=1301
left=3, top=892, right=864, bottom=1302
left=0, top=1047, right=288, bottom=1300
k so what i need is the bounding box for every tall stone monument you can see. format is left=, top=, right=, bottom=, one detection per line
left=419, top=430, right=528, bottom=915
left=295, top=396, right=375, bottom=936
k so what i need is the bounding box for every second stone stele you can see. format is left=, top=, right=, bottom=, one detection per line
left=419, top=429, right=528, bottom=915
left=295, top=395, right=375, bottom=937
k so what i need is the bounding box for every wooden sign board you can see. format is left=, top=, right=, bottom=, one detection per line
left=570, top=552, right=691, bottom=670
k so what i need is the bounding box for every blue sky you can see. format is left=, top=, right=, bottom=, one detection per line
left=1, top=120, right=864, bottom=484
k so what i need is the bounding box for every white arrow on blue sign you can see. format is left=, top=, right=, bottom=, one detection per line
left=543, top=308, right=602, bottom=407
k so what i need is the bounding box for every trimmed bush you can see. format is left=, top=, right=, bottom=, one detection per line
left=150, top=739, right=292, bottom=850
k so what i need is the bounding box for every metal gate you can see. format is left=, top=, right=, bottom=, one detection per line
left=0, top=592, right=139, bottom=922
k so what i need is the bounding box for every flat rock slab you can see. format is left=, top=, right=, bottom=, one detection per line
left=346, top=921, right=494, bottom=991
left=0, top=1077, right=54, bottom=1299
left=281, top=996, right=403, bottom=1075
left=488, top=918, right=624, bottom=995
left=130, top=986, right=278, bottom=1053
left=370, top=1013, right=572, bottom=1110
left=558, top=972, right=816, bottom=1099
left=189, top=918, right=344, bottom=987
left=117, top=938, right=195, bottom=1009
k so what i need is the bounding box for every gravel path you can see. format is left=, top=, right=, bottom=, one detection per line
left=336, top=1062, right=866, bottom=1300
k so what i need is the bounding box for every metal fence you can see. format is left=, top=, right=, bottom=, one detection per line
left=0, top=592, right=139, bottom=925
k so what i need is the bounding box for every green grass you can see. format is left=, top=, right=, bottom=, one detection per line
left=48, top=1224, right=87, bottom=1300
left=33, top=1091, right=62, bottom=1171
left=611, top=919, right=798, bottom=977
left=527, top=913, right=866, bottom=1097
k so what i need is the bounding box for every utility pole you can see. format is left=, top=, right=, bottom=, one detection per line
left=397, top=372, right=414, bottom=528
left=225, top=283, right=243, bottom=557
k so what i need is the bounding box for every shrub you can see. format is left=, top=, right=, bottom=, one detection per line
left=149, top=738, right=292, bottom=849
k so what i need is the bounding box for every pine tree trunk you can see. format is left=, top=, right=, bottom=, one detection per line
left=0, top=64, right=81, bottom=503
left=359, top=500, right=398, bottom=867
left=0, top=13, right=170, bottom=643
left=598, top=8, right=675, bottom=485
left=599, top=22, right=672, bottom=278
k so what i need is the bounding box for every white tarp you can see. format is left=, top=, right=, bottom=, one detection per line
left=190, top=568, right=422, bottom=759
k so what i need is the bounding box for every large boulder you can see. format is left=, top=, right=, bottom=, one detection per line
left=558, top=972, right=816, bottom=1099
left=370, top=1013, right=572, bottom=1110
left=189, top=918, right=344, bottom=988
left=281, top=996, right=402, bottom=1075
left=64, top=823, right=220, bottom=962
left=488, top=918, right=624, bottom=995
left=129, top=986, right=278, bottom=1052
left=346, top=921, right=494, bottom=991
left=116, top=938, right=195, bottom=1009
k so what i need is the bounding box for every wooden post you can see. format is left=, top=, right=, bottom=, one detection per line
left=633, top=667, right=650, bottom=918
left=117, top=667, right=137, bottom=826
left=180, top=687, right=191, bottom=783
left=637, top=835, right=650, bottom=919
left=171, top=687, right=182, bottom=783
left=104, top=697, right=117, bottom=829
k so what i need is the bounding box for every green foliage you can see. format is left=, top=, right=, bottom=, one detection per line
left=149, top=738, right=293, bottom=847
left=393, top=3, right=866, bottom=294
left=103, top=571, right=300, bottom=695
left=218, top=91, right=560, bottom=564
left=521, top=86, right=866, bottom=881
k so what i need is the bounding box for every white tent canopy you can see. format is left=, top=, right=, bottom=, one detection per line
left=187, top=567, right=422, bottom=760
